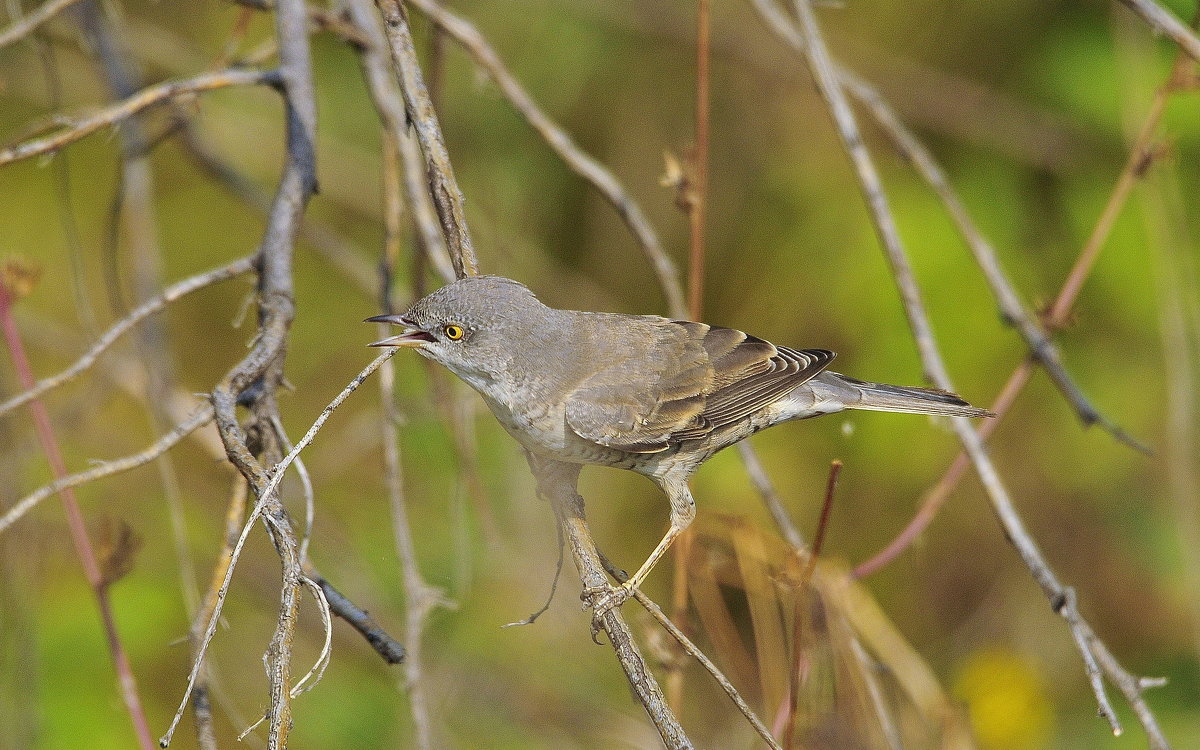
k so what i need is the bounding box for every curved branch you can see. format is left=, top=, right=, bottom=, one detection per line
left=0, top=256, right=255, bottom=419
left=0, top=0, right=88, bottom=50
left=0, top=69, right=280, bottom=166
left=0, top=404, right=215, bottom=534
left=1118, top=0, right=1200, bottom=62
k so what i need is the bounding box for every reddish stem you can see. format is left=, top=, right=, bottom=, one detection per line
left=0, top=285, right=155, bottom=750
left=687, top=0, right=710, bottom=321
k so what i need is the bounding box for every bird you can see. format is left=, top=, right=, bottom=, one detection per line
left=367, top=275, right=991, bottom=606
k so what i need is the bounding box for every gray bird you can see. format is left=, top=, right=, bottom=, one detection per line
left=368, top=275, right=991, bottom=604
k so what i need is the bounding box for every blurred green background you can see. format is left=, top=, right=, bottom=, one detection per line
left=1, top=0, right=1197, bottom=748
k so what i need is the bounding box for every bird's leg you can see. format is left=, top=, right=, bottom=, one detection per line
left=592, top=482, right=696, bottom=616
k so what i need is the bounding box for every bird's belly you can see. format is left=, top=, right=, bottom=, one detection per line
left=482, top=394, right=648, bottom=469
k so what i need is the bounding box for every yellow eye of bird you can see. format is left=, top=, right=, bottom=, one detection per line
left=444, top=324, right=465, bottom=341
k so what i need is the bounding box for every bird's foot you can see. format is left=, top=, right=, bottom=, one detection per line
left=581, top=582, right=635, bottom=641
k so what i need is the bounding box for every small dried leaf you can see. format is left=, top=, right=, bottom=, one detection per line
left=0, top=258, right=42, bottom=302
left=96, top=517, right=143, bottom=588
left=659, top=149, right=685, bottom=189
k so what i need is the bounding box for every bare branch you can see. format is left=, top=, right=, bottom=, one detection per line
left=1117, top=0, right=1200, bottom=62
left=788, top=0, right=1168, bottom=743
left=344, top=0, right=456, bottom=283
left=525, top=454, right=694, bottom=750
left=0, top=69, right=280, bottom=166
left=748, top=0, right=1142, bottom=446
left=854, top=36, right=1196, bottom=579
left=410, top=0, right=684, bottom=308
left=0, top=403, right=215, bottom=535
left=0, top=256, right=255, bottom=419
left=162, top=350, right=397, bottom=747
left=374, top=0, right=478, bottom=278
left=0, top=0, right=88, bottom=50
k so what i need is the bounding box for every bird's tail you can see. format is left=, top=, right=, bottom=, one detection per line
left=826, top=373, right=994, bottom=418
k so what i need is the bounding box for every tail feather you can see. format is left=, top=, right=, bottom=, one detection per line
left=829, top=373, right=994, bottom=418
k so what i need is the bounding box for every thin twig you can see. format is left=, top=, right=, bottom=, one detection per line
left=526, top=454, right=694, bottom=750
left=636, top=590, right=782, bottom=750
left=238, top=574, right=333, bottom=740
left=344, top=0, right=456, bottom=284
left=374, top=0, right=478, bottom=277
left=0, top=404, right=215, bottom=534
left=854, top=42, right=1194, bottom=579
left=161, top=350, right=398, bottom=747
left=0, top=68, right=280, bottom=166
left=1117, top=0, right=1200, bottom=62
left=0, top=256, right=254, bottom=419
left=789, top=0, right=1166, bottom=742
left=801, top=459, right=841, bottom=587
left=0, top=0, right=88, bottom=49
left=408, top=0, right=683, bottom=310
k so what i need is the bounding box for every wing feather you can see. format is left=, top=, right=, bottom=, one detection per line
left=565, top=320, right=834, bottom=452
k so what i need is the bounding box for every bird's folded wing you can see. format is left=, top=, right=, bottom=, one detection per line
left=565, top=322, right=835, bottom=452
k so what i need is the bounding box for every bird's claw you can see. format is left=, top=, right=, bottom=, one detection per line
left=581, top=582, right=634, bottom=640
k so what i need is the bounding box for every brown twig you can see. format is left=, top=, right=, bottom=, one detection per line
left=0, top=275, right=155, bottom=750
left=374, top=0, right=478, bottom=278
left=803, top=459, right=841, bottom=582
left=789, top=0, right=1166, bottom=743
left=0, top=68, right=280, bottom=166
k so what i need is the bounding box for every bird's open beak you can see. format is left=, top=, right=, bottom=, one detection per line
left=365, top=314, right=434, bottom=348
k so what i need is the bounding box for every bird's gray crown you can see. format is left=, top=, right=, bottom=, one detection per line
left=405, top=275, right=545, bottom=329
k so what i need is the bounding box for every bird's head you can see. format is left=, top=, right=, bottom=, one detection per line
left=366, top=275, right=551, bottom=387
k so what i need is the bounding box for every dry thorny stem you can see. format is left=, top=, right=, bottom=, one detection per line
left=1, top=0, right=1190, bottom=746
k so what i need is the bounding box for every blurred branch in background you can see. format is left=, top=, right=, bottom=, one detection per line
left=0, top=68, right=280, bottom=166
left=782, top=0, right=1169, bottom=743
left=0, top=261, right=155, bottom=750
